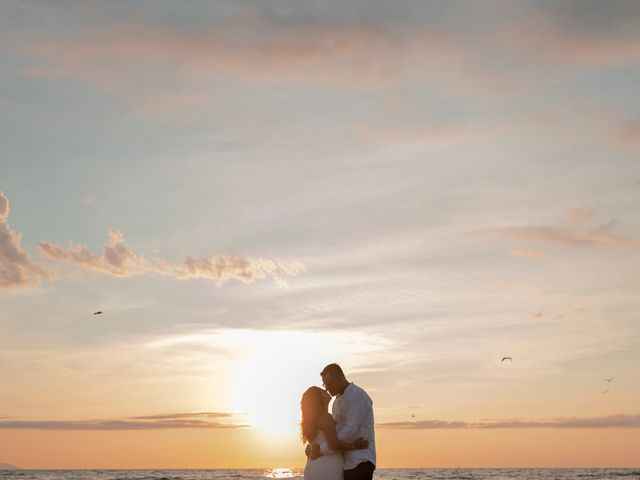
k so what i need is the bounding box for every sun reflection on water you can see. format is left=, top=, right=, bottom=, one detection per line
left=263, top=468, right=300, bottom=478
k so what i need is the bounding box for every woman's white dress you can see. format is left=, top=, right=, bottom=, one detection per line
left=303, top=430, right=343, bottom=480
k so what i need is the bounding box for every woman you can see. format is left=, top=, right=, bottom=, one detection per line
left=301, top=386, right=368, bottom=480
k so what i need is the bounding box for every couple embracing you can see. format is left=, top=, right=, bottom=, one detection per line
left=301, top=363, right=376, bottom=480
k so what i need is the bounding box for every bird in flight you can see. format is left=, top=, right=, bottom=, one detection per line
left=501, top=357, right=512, bottom=362
left=411, top=414, right=416, bottom=418
left=599, top=389, right=610, bottom=394
left=604, top=377, right=614, bottom=383
left=93, top=311, right=103, bottom=315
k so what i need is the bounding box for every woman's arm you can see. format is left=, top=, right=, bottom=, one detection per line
left=319, top=414, right=368, bottom=452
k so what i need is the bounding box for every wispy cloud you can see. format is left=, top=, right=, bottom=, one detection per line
left=11, top=2, right=640, bottom=101
left=14, top=15, right=401, bottom=117
left=567, top=207, right=596, bottom=222
left=508, top=248, right=548, bottom=259
left=379, top=414, right=640, bottom=429
left=0, top=192, right=54, bottom=289
left=356, top=123, right=461, bottom=148
left=39, top=229, right=146, bottom=278
left=526, top=1, right=640, bottom=67
left=609, top=119, right=640, bottom=149
left=39, top=228, right=305, bottom=286
left=0, top=193, right=303, bottom=290
left=0, top=412, right=247, bottom=430
left=130, top=412, right=232, bottom=420
left=152, top=254, right=305, bottom=286
left=477, top=225, right=636, bottom=250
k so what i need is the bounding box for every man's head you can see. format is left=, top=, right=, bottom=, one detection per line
left=321, top=363, right=349, bottom=396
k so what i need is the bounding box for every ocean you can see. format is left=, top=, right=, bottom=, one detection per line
left=0, top=469, right=638, bottom=480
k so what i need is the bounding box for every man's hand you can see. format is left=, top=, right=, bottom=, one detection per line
left=353, top=437, right=369, bottom=450
left=309, top=444, right=322, bottom=460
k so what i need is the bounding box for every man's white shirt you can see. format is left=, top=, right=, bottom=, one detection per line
left=320, top=383, right=376, bottom=470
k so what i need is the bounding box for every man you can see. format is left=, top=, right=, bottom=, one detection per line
left=309, top=363, right=376, bottom=480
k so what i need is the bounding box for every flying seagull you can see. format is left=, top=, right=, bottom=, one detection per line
left=501, top=357, right=512, bottom=362
left=604, top=377, right=614, bottom=383
left=93, top=311, right=103, bottom=315
left=599, top=389, right=610, bottom=394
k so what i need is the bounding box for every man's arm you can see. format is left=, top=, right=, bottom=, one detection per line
left=308, top=443, right=321, bottom=460
left=319, top=414, right=369, bottom=452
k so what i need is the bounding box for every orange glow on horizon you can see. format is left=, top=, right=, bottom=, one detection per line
left=1, top=428, right=639, bottom=469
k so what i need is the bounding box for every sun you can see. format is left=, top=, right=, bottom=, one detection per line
left=226, top=329, right=376, bottom=438
left=232, top=355, right=300, bottom=437
left=230, top=331, right=322, bottom=438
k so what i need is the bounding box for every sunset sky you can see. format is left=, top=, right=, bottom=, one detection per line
left=1, top=0, right=640, bottom=469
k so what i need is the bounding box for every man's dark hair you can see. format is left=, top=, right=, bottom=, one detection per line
left=321, top=363, right=345, bottom=378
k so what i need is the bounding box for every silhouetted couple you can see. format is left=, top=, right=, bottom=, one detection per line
left=301, top=363, right=376, bottom=480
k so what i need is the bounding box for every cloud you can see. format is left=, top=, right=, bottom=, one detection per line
left=609, top=120, right=640, bottom=148
left=0, top=192, right=54, bottom=289
left=8, top=10, right=432, bottom=122
left=7, top=0, right=640, bottom=130
left=8, top=1, right=640, bottom=107
left=379, top=413, right=640, bottom=429
left=508, top=248, right=548, bottom=258
left=16, top=18, right=401, bottom=95
left=39, top=228, right=304, bottom=286
left=0, top=411, right=247, bottom=430
left=0, top=193, right=303, bottom=290
left=153, top=254, right=306, bottom=286
left=39, top=229, right=146, bottom=277
left=356, top=123, right=461, bottom=148
left=567, top=207, right=596, bottom=222
left=496, top=2, right=640, bottom=69
left=0, top=5, right=545, bottom=105
left=477, top=225, right=636, bottom=250
left=130, top=412, right=233, bottom=420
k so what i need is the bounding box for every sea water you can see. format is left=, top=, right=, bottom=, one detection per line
left=0, top=469, right=638, bottom=480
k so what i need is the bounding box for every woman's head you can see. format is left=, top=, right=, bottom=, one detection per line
left=300, top=386, right=331, bottom=443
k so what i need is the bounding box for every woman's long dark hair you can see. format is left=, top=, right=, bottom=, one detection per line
left=300, top=386, right=329, bottom=443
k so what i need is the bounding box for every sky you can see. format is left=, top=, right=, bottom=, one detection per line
left=1, top=0, right=640, bottom=469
